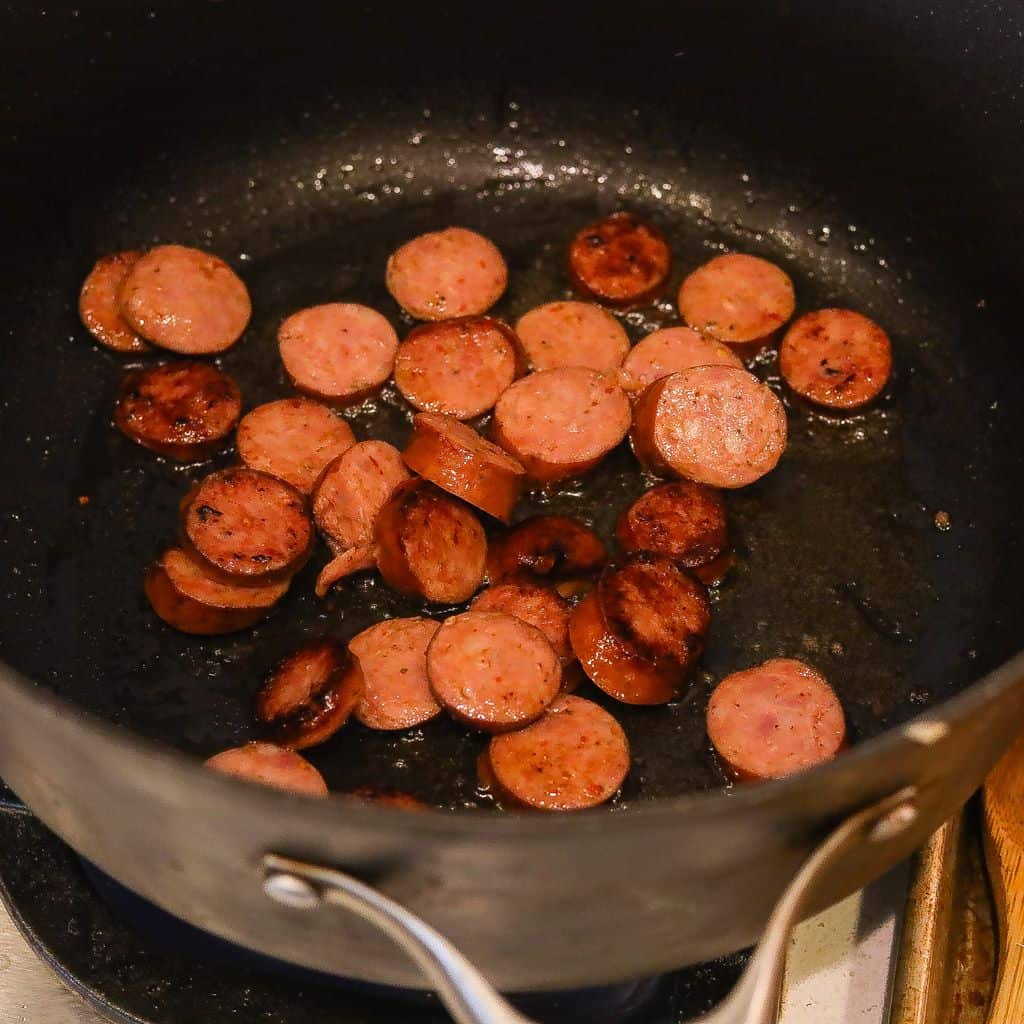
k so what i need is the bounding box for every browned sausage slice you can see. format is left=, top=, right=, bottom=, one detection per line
left=115, top=361, right=241, bottom=461
left=314, top=546, right=379, bottom=598
left=631, top=366, right=787, bottom=488
left=427, top=610, right=561, bottom=732
left=567, top=213, right=671, bottom=307
left=205, top=742, right=328, bottom=796
left=237, top=398, right=356, bottom=493
left=313, top=440, right=410, bottom=555
left=348, top=617, right=442, bottom=730
left=145, top=547, right=289, bottom=635
left=402, top=412, right=525, bottom=522
left=374, top=480, right=487, bottom=604
left=619, top=326, right=743, bottom=395
left=471, top=580, right=573, bottom=664
left=278, top=303, right=399, bottom=405
left=493, top=368, right=631, bottom=483
left=616, top=481, right=727, bottom=569
left=346, top=787, right=428, bottom=810
left=393, top=317, right=519, bottom=420
left=515, top=301, right=630, bottom=372
left=182, top=467, right=314, bottom=583
left=677, top=253, right=795, bottom=348
left=486, top=695, right=629, bottom=810
left=706, top=658, right=846, bottom=781
left=119, top=245, right=251, bottom=354
left=255, top=638, right=363, bottom=749
left=486, top=515, right=607, bottom=583
left=779, top=308, right=893, bottom=410
left=386, top=227, right=507, bottom=320
left=78, top=250, right=149, bottom=352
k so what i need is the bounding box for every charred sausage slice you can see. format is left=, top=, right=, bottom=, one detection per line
left=493, top=367, right=631, bottom=483
left=427, top=610, right=561, bottom=732
left=706, top=658, right=846, bottom=781
left=278, top=303, right=399, bottom=405
left=119, top=244, right=251, bottom=354
left=471, top=580, right=574, bottom=664
left=402, top=412, right=525, bottom=522
left=486, top=515, right=607, bottom=583
left=619, top=326, right=743, bottom=395
left=486, top=695, right=630, bottom=810
left=386, top=226, right=507, bottom=320
left=78, top=250, right=149, bottom=352
left=567, top=212, right=671, bottom=307
left=515, top=301, right=630, bottom=372
left=631, top=366, right=787, bottom=488
left=115, top=361, right=241, bottom=461
left=182, top=467, right=313, bottom=583
left=205, top=742, right=328, bottom=796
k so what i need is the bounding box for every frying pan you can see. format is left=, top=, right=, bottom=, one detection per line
left=1, top=0, right=1023, bottom=1005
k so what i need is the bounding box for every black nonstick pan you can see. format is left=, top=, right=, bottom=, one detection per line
left=1, top=0, right=1023, bottom=999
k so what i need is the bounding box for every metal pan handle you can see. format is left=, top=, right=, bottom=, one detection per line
left=263, top=787, right=918, bottom=1024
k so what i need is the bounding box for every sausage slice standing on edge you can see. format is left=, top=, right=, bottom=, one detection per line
left=145, top=547, right=289, bottom=635
left=619, top=326, right=743, bottom=395
left=485, top=695, right=630, bottom=811
left=115, top=361, right=242, bottom=461
left=237, top=398, right=356, bottom=493
left=256, top=638, right=363, bottom=750
left=471, top=580, right=574, bottom=664
left=567, top=212, right=671, bottom=307
left=779, top=308, right=893, bottom=410
left=493, top=367, right=631, bottom=483
left=402, top=412, right=525, bottom=522
left=486, top=515, right=607, bottom=583
left=181, top=467, right=314, bottom=583
left=314, top=546, right=379, bottom=598
left=119, top=244, right=251, bottom=354
left=78, top=250, right=149, bottom=352
left=348, top=617, right=442, bottom=730
left=515, top=301, right=630, bottom=372
left=205, top=742, right=328, bottom=797
left=393, top=317, right=519, bottom=420
left=706, top=658, right=846, bottom=782
left=278, top=303, right=399, bottom=406
left=427, top=610, right=561, bottom=732
left=374, top=479, right=487, bottom=604
left=631, top=366, right=787, bottom=488
left=386, top=226, right=507, bottom=320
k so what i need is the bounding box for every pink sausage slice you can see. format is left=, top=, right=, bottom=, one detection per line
left=348, top=617, right=442, bottom=730
left=120, top=245, right=251, bottom=354
left=78, top=250, right=149, bottom=352
left=471, top=580, right=574, bottom=664
left=515, top=301, right=630, bottom=372
left=706, top=658, right=846, bottom=781
left=314, top=545, right=379, bottom=598
left=278, top=303, right=398, bottom=405
left=619, top=326, right=743, bottom=395
left=386, top=226, right=507, bottom=320
left=493, top=367, right=631, bottom=483
left=779, top=308, right=893, bottom=410
left=631, top=366, right=787, bottom=488
left=205, top=742, right=328, bottom=796
left=427, top=610, right=561, bottom=732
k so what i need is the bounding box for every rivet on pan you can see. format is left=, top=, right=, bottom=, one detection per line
left=263, top=870, right=322, bottom=910
left=868, top=802, right=919, bottom=843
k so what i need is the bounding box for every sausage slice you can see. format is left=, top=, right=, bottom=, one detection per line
left=182, top=467, right=313, bottom=583
left=402, top=412, right=525, bottom=522
left=493, top=367, right=631, bottom=483
left=427, top=610, right=561, bottom=732
left=486, top=515, right=607, bottom=583
left=631, top=366, right=787, bottom=488
left=256, top=638, right=363, bottom=750
left=78, top=250, right=149, bottom=352
left=567, top=213, right=671, bottom=307
left=677, top=253, right=795, bottom=348
left=314, top=546, right=379, bottom=598
left=386, top=226, right=507, bottom=320
left=205, top=743, right=328, bottom=796
left=346, top=787, right=428, bottom=810
left=779, top=308, right=893, bottom=410
left=486, top=695, right=629, bottom=811
left=619, top=326, right=742, bottom=395
left=119, top=244, right=251, bottom=354
left=145, top=547, right=289, bottom=635
left=115, top=361, right=241, bottom=461
left=706, top=658, right=846, bottom=781
left=348, top=617, right=442, bottom=730
left=374, top=480, right=486, bottom=604
left=393, top=317, right=519, bottom=420
left=515, top=301, right=630, bottom=372
left=278, top=303, right=399, bottom=405
left=616, top=481, right=728, bottom=569
left=471, top=580, right=574, bottom=664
